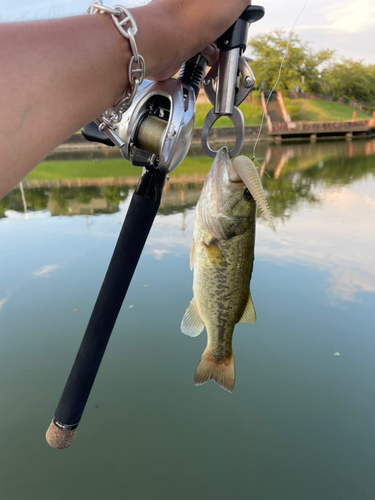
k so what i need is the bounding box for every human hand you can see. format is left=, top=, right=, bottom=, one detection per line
left=132, top=0, right=251, bottom=80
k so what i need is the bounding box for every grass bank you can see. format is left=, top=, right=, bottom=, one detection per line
left=195, top=101, right=263, bottom=127
left=25, top=156, right=214, bottom=182
left=285, top=98, right=369, bottom=122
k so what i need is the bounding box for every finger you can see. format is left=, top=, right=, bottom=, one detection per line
left=201, top=44, right=219, bottom=67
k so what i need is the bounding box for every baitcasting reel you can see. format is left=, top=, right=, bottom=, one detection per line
left=82, top=54, right=207, bottom=174
left=117, top=54, right=207, bottom=173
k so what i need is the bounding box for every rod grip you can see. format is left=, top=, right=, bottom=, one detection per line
left=49, top=191, right=160, bottom=443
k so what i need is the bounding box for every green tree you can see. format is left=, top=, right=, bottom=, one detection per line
left=248, top=30, right=334, bottom=94
left=324, top=59, right=375, bottom=104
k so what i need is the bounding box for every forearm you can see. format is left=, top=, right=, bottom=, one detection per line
left=0, top=14, right=137, bottom=198
left=0, top=0, right=250, bottom=199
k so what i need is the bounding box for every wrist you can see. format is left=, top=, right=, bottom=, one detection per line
left=130, top=2, right=185, bottom=79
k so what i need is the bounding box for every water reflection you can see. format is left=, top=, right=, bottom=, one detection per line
left=0, top=185, right=130, bottom=218
left=2, top=139, right=375, bottom=305
left=1, top=140, right=375, bottom=499
left=2, top=139, right=374, bottom=223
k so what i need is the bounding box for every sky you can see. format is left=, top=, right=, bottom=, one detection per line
left=0, top=0, right=374, bottom=64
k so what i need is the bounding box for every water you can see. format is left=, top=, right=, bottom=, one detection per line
left=1, top=140, right=375, bottom=499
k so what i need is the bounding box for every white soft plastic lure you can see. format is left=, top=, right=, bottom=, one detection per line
left=233, top=155, right=276, bottom=232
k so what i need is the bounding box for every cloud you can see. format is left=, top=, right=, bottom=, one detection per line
left=151, top=249, right=171, bottom=261
left=33, top=264, right=60, bottom=278
left=328, top=267, right=375, bottom=302
left=0, top=298, right=8, bottom=311
left=323, top=0, right=375, bottom=33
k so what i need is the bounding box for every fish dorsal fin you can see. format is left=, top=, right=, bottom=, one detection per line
left=190, top=239, right=196, bottom=270
left=181, top=299, right=205, bottom=337
left=239, top=292, right=256, bottom=324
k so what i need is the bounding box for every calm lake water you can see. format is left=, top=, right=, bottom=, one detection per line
left=1, top=139, right=375, bottom=499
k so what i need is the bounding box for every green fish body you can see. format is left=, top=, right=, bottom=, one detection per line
left=181, top=148, right=258, bottom=392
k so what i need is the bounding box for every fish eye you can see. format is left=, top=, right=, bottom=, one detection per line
left=243, top=188, right=253, bottom=201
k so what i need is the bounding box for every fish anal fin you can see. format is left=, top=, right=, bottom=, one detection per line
left=194, top=349, right=235, bottom=393
left=181, top=299, right=204, bottom=337
left=190, top=239, right=196, bottom=270
left=239, top=292, right=256, bottom=324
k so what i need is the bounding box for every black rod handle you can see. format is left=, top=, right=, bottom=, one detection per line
left=46, top=170, right=166, bottom=449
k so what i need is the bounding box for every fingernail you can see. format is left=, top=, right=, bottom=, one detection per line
left=202, top=44, right=215, bottom=56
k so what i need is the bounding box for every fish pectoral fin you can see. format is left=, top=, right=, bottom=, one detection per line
left=239, top=292, right=257, bottom=324
left=202, top=240, right=226, bottom=267
left=189, top=239, right=196, bottom=270
left=181, top=299, right=205, bottom=337
left=203, top=234, right=217, bottom=246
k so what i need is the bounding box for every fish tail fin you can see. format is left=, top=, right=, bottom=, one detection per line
left=194, top=348, right=235, bottom=393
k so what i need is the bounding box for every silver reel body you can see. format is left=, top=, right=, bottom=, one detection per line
left=116, top=78, right=196, bottom=174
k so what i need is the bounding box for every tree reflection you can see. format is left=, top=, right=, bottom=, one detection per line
left=262, top=173, right=320, bottom=222
left=102, top=186, right=128, bottom=206
left=23, top=188, right=48, bottom=211
left=260, top=145, right=375, bottom=220
left=0, top=190, right=23, bottom=218
left=1, top=144, right=375, bottom=220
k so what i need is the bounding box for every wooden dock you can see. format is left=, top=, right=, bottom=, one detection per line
left=268, top=118, right=375, bottom=142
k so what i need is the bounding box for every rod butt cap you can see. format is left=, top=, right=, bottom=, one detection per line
left=46, top=419, right=77, bottom=449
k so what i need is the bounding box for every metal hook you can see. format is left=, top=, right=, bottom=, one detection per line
left=201, top=106, right=244, bottom=158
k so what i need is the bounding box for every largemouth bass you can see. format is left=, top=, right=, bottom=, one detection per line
left=181, top=148, right=274, bottom=392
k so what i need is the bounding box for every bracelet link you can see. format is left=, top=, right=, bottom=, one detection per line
left=86, top=0, right=145, bottom=130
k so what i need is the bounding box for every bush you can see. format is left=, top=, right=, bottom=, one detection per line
left=362, top=106, right=370, bottom=115
left=285, top=103, right=300, bottom=120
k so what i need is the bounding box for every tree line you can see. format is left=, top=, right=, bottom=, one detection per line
left=248, top=30, right=375, bottom=107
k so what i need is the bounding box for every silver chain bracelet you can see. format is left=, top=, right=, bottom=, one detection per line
left=86, top=0, right=145, bottom=130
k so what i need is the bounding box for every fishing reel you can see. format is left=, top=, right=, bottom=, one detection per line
left=82, top=54, right=207, bottom=175
left=118, top=54, right=207, bottom=173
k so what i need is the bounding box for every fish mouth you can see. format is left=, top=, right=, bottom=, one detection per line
left=215, top=147, right=242, bottom=185
left=219, top=146, right=229, bottom=160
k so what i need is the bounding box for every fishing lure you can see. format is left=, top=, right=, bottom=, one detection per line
left=233, top=155, right=276, bottom=232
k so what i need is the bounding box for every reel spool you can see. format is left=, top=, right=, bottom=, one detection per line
left=136, top=115, right=167, bottom=155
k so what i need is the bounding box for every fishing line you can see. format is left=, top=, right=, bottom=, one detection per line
left=250, top=157, right=269, bottom=176
left=19, top=181, right=28, bottom=219
left=252, top=0, right=309, bottom=160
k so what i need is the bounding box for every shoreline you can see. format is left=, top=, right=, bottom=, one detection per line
left=55, top=122, right=375, bottom=155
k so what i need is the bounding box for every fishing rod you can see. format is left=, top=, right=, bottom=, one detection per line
left=46, top=3, right=264, bottom=450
